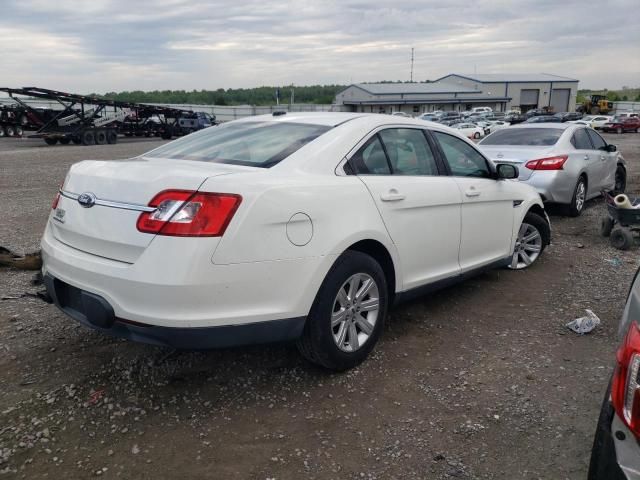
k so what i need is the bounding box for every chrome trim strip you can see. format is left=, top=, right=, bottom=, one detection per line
left=59, top=190, right=156, bottom=213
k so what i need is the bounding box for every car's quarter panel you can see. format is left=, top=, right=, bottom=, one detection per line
left=358, top=175, right=462, bottom=289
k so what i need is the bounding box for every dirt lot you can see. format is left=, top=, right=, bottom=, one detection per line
left=1, top=133, right=640, bottom=479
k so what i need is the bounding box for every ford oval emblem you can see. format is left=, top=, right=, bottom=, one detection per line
left=77, top=192, right=96, bottom=208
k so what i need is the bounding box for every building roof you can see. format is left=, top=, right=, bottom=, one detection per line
left=349, top=82, right=480, bottom=95
left=435, top=73, right=579, bottom=83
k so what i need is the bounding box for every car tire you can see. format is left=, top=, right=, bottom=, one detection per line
left=615, top=165, right=626, bottom=193
left=568, top=176, right=588, bottom=217
left=610, top=227, right=633, bottom=250
left=600, top=217, right=614, bottom=237
left=297, top=250, right=388, bottom=371
left=473, top=132, right=481, bottom=139
left=508, top=212, right=549, bottom=269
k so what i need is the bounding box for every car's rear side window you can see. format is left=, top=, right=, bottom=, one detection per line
left=480, top=128, right=563, bottom=146
left=349, top=136, right=391, bottom=175
left=571, top=128, right=593, bottom=150
left=378, top=129, right=439, bottom=175
left=586, top=129, right=606, bottom=150
left=145, top=122, right=331, bottom=167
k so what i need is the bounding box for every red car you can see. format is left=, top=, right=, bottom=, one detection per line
left=601, top=116, right=640, bottom=134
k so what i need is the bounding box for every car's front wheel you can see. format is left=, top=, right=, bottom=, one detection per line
left=508, top=212, right=548, bottom=270
left=297, top=251, right=388, bottom=371
left=569, top=176, right=587, bottom=217
left=615, top=165, right=626, bottom=193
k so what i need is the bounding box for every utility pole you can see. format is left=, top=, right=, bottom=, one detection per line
left=410, top=47, right=414, bottom=82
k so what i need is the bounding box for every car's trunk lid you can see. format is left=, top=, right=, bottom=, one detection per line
left=51, top=157, right=244, bottom=263
left=479, top=146, right=555, bottom=181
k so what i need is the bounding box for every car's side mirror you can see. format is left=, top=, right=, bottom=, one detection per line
left=496, top=163, right=518, bottom=180
left=604, top=144, right=617, bottom=153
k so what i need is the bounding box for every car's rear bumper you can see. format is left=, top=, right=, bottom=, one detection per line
left=521, top=171, right=575, bottom=204
left=44, top=273, right=305, bottom=349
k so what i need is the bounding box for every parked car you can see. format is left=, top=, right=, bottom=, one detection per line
left=473, top=121, right=493, bottom=135
left=487, top=120, right=511, bottom=131
left=525, top=108, right=555, bottom=118
left=484, top=112, right=506, bottom=121
left=452, top=122, right=486, bottom=139
left=42, top=112, right=550, bottom=371
left=417, top=113, right=438, bottom=122
left=478, top=124, right=626, bottom=216
left=615, top=112, right=640, bottom=119
left=504, top=113, right=527, bottom=125
left=553, top=112, right=583, bottom=122
left=391, top=112, right=411, bottom=117
left=572, top=115, right=612, bottom=130
left=471, top=107, right=492, bottom=114
left=588, top=267, right=640, bottom=479
left=601, top=116, right=640, bottom=134
left=525, top=116, right=562, bottom=123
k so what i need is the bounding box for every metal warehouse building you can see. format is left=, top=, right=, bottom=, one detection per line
left=334, top=73, right=579, bottom=115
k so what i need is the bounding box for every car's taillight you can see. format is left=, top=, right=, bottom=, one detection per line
left=51, top=191, right=61, bottom=210
left=611, top=321, right=640, bottom=438
left=525, top=155, right=568, bottom=171
left=136, top=190, right=241, bottom=237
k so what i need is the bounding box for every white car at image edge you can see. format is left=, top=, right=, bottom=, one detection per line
left=42, top=113, right=550, bottom=371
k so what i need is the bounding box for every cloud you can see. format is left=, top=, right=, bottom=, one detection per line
left=0, top=0, right=638, bottom=93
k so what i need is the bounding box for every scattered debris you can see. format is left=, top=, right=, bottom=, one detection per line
left=605, top=257, right=623, bottom=267
left=0, top=246, right=42, bottom=271
left=566, top=309, right=601, bottom=334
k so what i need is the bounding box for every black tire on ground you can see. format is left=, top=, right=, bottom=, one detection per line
left=59, top=138, right=71, bottom=145
left=14, top=126, right=23, bottom=137
left=568, top=176, right=587, bottom=217
left=615, top=165, right=627, bottom=193
left=0, top=127, right=5, bottom=138
left=44, top=137, right=58, bottom=145
left=600, top=217, right=614, bottom=237
left=473, top=132, right=481, bottom=139
left=95, top=130, right=107, bottom=145
left=507, top=211, right=550, bottom=270
left=161, top=131, right=172, bottom=140
left=297, top=250, right=388, bottom=371
left=124, top=132, right=134, bottom=137
left=144, top=131, right=151, bottom=137
left=4, top=125, right=15, bottom=137
left=71, top=136, right=82, bottom=145
left=610, top=227, right=633, bottom=250
left=82, top=130, right=95, bottom=146
left=106, top=130, right=118, bottom=144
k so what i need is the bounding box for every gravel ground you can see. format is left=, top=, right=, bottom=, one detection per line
left=1, top=133, right=640, bottom=479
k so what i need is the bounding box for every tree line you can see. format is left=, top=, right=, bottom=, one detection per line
left=98, top=85, right=347, bottom=106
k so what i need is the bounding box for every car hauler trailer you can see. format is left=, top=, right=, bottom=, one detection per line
left=0, top=104, right=28, bottom=137
left=0, top=87, right=198, bottom=145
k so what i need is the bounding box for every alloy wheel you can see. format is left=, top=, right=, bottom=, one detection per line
left=509, top=222, right=543, bottom=269
left=331, top=273, right=380, bottom=352
left=575, top=181, right=586, bottom=212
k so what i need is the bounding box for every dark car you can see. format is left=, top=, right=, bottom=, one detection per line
left=504, top=113, right=527, bottom=124
left=588, top=268, right=640, bottom=479
left=524, top=116, right=562, bottom=123
left=554, top=112, right=583, bottom=122
left=601, top=117, right=640, bottom=134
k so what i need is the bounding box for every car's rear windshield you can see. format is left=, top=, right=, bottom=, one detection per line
left=145, top=121, right=331, bottom=167
left=480, top=128, right=563, bottom=146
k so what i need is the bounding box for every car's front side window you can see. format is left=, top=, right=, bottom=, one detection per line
left=433, top=131, right=491, bottom=178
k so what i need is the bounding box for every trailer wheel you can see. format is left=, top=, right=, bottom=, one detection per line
left=161, top=131, right=172, bottom=140
left=14, top=126, right=23, bottom=137
left=0, top=127, right=5, bottom=138
left=71, top=136, right=82, bottom=145
left=144, top=131, right=151, bottom=137
left=59, top=138, right=71, bottom=145
left=95, top=130, right=107, bottom=145
left=44, top=137, right=58, bottom=145
left=4, top=125, right=15, bottom=137
left=82, top=130, right=95, bottom=146
left=106, top=130, right=118, bottom=144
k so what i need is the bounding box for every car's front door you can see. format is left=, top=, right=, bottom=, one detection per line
left=431, top=131, right=518, bottom=271
left=571, top=127, right=601, bottom=195
left=586, top=128, right=617, bottom=190
left=349, top=128, right=462, bottom=290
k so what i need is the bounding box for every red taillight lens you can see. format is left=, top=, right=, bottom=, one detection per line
left=525, top=155, right=568, bottom=171
left=136, top=190, right=242, bottom=237
left=612, top=321, right=640, bottom=438
left=51, top=191, right=61, bottom=210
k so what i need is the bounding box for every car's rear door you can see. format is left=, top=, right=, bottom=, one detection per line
left=349, top=127, right=462, bottom=290
left=431, top=130, right=517, bottom=271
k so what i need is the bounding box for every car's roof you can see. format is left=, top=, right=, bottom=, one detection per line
left=233, top=112, right=370, bottom=127
left=508, top=122, right=572, bottom=130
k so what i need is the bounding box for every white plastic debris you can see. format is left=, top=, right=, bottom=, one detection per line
left=566, top=309, right=601, bottom=334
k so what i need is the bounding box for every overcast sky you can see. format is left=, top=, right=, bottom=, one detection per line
left=1, top=0, right=639, bottom=93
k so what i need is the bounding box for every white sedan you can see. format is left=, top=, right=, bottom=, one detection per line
left=452, top=122, right=486, bottom=139
left=570, top=115, right=612, bottom=130
left=42, top=113, right=550, bottom=371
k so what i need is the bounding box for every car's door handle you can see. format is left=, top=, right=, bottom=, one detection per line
left=380, top=189, right=405, bottom=202
left=465, top=189, right=481, bottom=198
